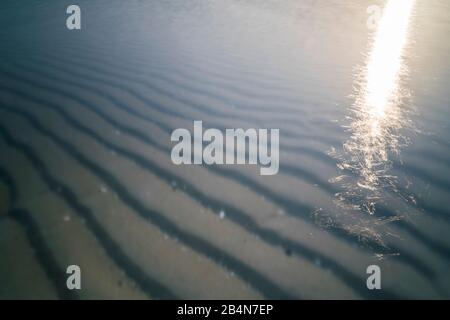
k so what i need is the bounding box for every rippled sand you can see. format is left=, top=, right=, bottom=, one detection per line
left=0, top=0, right=449, bottom=299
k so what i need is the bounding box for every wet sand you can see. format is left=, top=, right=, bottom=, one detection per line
left=0, top=0, right=449, bottom=299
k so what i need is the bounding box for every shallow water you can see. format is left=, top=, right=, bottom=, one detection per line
left=0, top=0, right=449, bottom=299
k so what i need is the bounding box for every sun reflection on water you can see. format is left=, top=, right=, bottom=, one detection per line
left=331, top=0, right=416, bottom=217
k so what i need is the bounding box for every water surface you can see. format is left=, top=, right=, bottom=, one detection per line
left=0, top=0, right=449, bottom=299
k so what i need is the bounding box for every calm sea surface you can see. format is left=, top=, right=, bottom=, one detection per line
left=0, top=0, right=449, bottom=299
